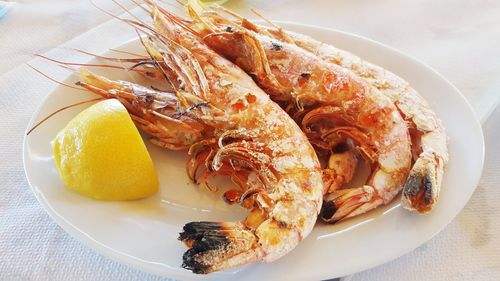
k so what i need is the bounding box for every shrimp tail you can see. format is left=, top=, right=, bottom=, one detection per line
left=321, top=186, right=380, bottom=222
left=179, top=221, right=261, bottom=274
left=402, top=150, right=445, bottom=213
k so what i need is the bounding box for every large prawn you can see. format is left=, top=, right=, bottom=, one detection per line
left=257, top=26, right=449, bottom=213
left=181, top=0, right=448, bottom=213
left=151, top=1, right=412, bottom=223
left=65, top=12, right=324, bottom=274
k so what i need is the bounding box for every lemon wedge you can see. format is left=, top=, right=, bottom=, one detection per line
left=53, top=99, right=158, bottom=200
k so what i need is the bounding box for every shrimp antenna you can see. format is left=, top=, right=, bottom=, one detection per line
left=111, top=0, right=150, bottom=28
left=64, top=47, right=148, bottom=61
left=250, top=8, right=277, bottom=28
left=26, top=97, right=105, bottom=135
left=210, top=6, right=273, bottom=40
left=109, top=48, right=148, bottom=57
left=89, top=0, right=156, bottom=34
left=27, top=63, right=85, bottom=92
left=128, top=0, right=153, bottom=14
left=35, top=54, right=155, bottom=76
left=36, top=54, right=127, bottom=71
left=145, top=0, right=202, bottom=36
left=249, top=8, right=294, bottom=44
left=214, top=5, right=244, bottom=21
left=89, top=0, right=122, bottom=20
left=27, top=63, right=106, bottom=135
left=136, top=29, right=170, bottom=84
left=184, top=0, right=220, bottom=33
left=129, top=60, right=155, bottom=70
left=89, top=0, right=171, bottom=69
left=68, top=48, right=147, bottom=62
left=157, top=0, right=184, bottom=9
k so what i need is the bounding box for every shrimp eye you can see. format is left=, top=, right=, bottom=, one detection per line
left=320, top=201, right=337, bottom=220
left=332, top=143, right=349, bottom=153
left=271, top=42, right=283, bottom=51
left=300, top=73, right=311, bottom=79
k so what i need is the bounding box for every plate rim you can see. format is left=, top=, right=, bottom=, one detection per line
left=22, top=21, right=485, bottom=280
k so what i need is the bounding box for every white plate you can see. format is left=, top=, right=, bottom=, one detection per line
left=23, top=22, right=484, bottom=280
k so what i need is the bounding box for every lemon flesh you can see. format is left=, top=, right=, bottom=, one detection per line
left=53, top=99, right=158, bottom=200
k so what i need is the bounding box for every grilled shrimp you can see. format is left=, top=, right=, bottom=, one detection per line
left=258, top=28, right=448, bottom=213
left=78, top=10, right=324, bottom=274
left=174, top=1, right=412, bottom=222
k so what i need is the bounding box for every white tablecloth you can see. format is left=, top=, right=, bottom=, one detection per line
left=1, top=1, right=499, bottom=280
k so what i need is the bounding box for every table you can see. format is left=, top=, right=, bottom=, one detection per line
left=1, top=1, right=499, bottom=280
